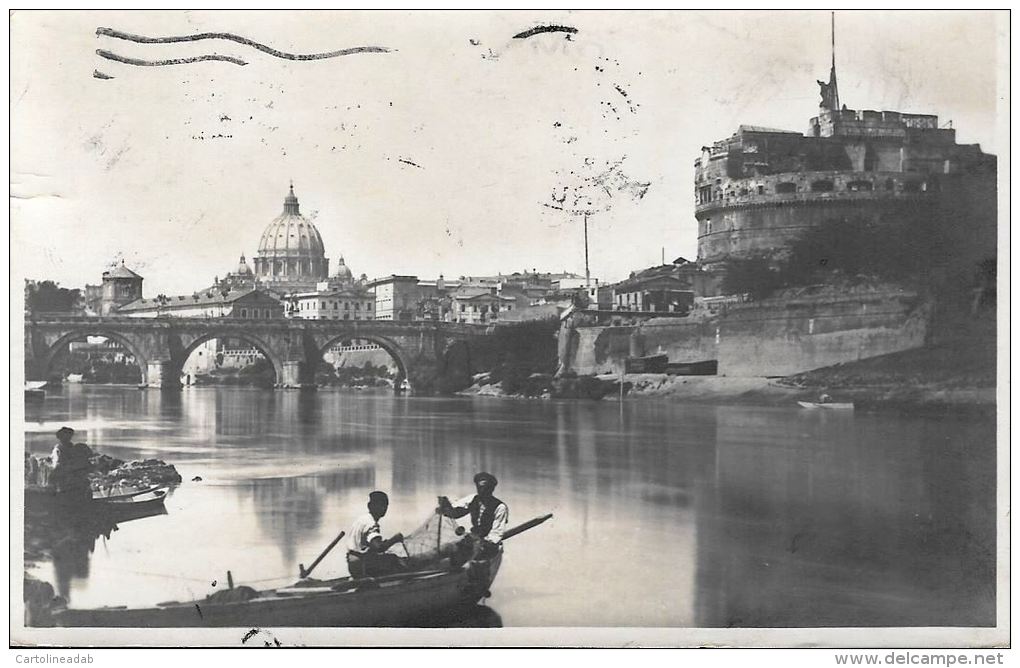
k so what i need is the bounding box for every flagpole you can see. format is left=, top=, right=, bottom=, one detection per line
left=831, top=11, right=840, bottom=110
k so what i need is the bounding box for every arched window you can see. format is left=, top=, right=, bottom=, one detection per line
left=239, top=308, right=247, bottom=318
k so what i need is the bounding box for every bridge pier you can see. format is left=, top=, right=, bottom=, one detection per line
left=146, top=360, right=182, bottom=389
left=278, top=360, right=315, bottom=389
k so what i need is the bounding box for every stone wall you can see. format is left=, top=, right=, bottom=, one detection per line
left=559, top=287, right=929, bottom=378
left=716, top=288, right=929, bottom=377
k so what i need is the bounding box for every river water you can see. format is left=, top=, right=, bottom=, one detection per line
left=24, top=385, right=996, bottom=627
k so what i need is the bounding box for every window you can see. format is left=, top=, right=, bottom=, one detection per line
left=757, top=185, right=765, bottom=195
left=902, top=181, right=921, bottom=193
left=810, top=180, right=834, bottom=192
left=240, top=309, right=247, bottom=318
left=846, top=180, right=873, bottom=192
left=776, top=182, right=797, bottom=194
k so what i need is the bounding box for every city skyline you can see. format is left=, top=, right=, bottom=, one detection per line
left=12, top=11, right=1002, bottom=296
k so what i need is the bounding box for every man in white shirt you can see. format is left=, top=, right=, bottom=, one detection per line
left=438, top=472, right=509, bottom=559
left=346, top=491, right=405, bottom=578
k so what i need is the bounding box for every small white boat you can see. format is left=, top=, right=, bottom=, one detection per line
left=25, top=381, right=48, bottom=390
left=798, top=401, right=854, bottom=410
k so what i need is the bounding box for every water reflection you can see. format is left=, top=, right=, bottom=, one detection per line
left=23, top=386, right=995, bottom=627
left=694, top=409, right=995, bottom=627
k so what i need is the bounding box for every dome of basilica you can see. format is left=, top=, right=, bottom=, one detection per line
left=253, top=185, right=329, bottom=289
left=333, top=256, right=353, bottom=281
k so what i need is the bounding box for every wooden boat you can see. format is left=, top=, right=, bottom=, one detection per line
left=797, top=401, right=854, bottom=410
left=26, top=485, right=169, bottom=523
left=51, top=513, right=551, bottom=628
left=53, top=553, right=502, bottom=627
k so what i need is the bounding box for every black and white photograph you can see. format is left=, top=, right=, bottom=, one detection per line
left=10, top=9, right=1008, bottom=649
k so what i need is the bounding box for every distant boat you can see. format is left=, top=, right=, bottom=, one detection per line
left=798, top=401, right=854, bottom=410
left=25, top=382, right=46, bottom=401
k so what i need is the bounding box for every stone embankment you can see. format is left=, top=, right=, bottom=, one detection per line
left=460, top=334, right=995, bottom=414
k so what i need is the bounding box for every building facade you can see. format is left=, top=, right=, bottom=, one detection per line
left=289, top=289, right=375, bottom=320
left=117, top=287, right=285, bottom=319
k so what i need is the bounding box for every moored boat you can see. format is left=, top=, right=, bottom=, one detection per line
left=797, top=400, right=854, bottom=410
left=26, top=485, right=169, bottom=523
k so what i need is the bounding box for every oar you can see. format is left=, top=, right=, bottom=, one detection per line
left=298, top=531, right=346, bottom=579
left=501, top=513, right=553, bottom=541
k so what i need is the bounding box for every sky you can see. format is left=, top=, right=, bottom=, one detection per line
left=10, top=10, right=1005, bottom=296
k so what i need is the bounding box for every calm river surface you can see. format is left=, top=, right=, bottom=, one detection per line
left=25, top=385, right=995, bottom=627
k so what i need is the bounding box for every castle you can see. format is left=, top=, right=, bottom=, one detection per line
left=693, top=44, right=996, bottom=296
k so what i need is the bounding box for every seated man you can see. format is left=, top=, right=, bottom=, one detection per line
left=438, top=471, right=508, bottom=560
left=346, top=491, right=406, bottom=579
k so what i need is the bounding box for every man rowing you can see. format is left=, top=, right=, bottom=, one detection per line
left=437, top=471, right=508, bottom=559
left=345, top=491, right=406, bottom=578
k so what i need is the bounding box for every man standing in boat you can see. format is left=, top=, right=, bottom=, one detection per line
left=438, top=472, right=509, bottom=559
left=346, top=491, right=406, bottom=578
left=50, top=427, right=92, bottom=502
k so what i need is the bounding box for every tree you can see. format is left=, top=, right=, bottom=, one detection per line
left=25, top=280, right=81, bottom=315
left=720, top=256, right=785, bottom=300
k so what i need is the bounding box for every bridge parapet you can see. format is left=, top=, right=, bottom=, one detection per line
left=25, top=315, right=493, bottom=392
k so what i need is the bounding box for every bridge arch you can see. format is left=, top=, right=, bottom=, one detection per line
left=175, top=330, right=286, bottom=386
left=39, top=329, right=151, bottom=385
left=316, top=334, right=410, bottom=391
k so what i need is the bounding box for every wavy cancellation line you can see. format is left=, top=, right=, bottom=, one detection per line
left=96, top=27, right=392, bottom=62
left=97, top=50, right=248, bottom=67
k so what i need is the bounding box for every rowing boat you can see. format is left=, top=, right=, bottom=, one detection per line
left=26, top=485, right=169, bottom=523
left=49, top=513, right=552, bottom=628
left=797, top=401, right=854, bottom=410
left=52, top=553, right=503, bottom=627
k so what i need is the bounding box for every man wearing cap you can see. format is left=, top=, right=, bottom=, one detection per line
left=438, top=472, right=509, bottom=559
left=50, top=427, right=91, bottom=501
left=345, top=491, right=406, bottom=578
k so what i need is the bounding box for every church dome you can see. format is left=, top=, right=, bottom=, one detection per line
left=333, top=256, right=353, bottom=280
left=236, top=254, right=253, bottom=275
left=254, top=184, right=329, bottom=289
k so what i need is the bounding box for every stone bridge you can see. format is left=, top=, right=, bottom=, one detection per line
left=25, top=316, right=494, bottom=391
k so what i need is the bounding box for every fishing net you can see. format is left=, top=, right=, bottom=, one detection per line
left=397, top=511, right=468, bottom=570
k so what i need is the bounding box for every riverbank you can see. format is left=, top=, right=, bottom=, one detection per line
left=459, top=339, right=996, bottom=414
